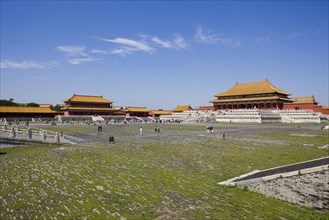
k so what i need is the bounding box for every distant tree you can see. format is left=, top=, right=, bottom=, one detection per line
left=0, top=99, right=18, bottom=106
left=25, top=102, right=40, bottom=107
left=50, top=104, right=62, bottom=112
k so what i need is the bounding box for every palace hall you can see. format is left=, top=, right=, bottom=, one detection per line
left=61, top=94, right=116, bottom=116
left=210, top=80, right=293, bottom=110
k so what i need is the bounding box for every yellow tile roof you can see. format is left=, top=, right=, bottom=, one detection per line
left=210, top=96, right=292, bottom=103
left=173, top=105, right=192, bottom=112
left=64, top=94, right=113, bottom=103
left=150, top=110, right=173, bottom=115
left=215, top=80, right=291, bottom=97
left=61, top=107, right=116, bottom=111
left=125, top=107, right=150, bottom=112
left=290, top=96, right=317, bottom=104
left=0, top=106, right=55, bottom=113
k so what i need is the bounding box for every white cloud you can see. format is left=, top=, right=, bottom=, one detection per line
left=146, top=35, right=187, bottom=50
left=57, top=46, right=88, bottom=56
left=69, top=57, right=99, bottom=65
left=0, top=60, right=57, bottom=69
left=57, top=45, right=100, bottom=65
left=173, top=34, right=188, bottom=49
left=151, top=36, right=175, bottom=48
left=195, top=26, right=219, bottom=44
left=195, top=25, right=240, bottom=47
left=1, top=60, right=42, bottom=69
left=101, top=37, right=154, bottom=54
left=91, top=49, right=108, bottom=55
left=110, top=48, right=132, bottom=57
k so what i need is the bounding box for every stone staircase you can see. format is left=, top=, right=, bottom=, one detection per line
left=214, top=109, right=327, bottom=123
left=160, top=110, right=218, bottom=123
left=259, top=109, right=282, bottom=123
left=215, top=109, right=262, bottom=123
left=279, top=110, right=321, bottom=123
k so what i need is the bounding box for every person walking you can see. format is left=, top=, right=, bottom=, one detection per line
left=140, top=127, right=143, bottom=136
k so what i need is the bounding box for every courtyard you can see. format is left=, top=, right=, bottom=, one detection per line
left=0, top=123, right=328, bottom=219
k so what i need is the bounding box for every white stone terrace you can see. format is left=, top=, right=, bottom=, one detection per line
left=160, top=109, right=328, bottom=124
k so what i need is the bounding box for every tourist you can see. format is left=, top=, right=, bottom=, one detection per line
left=140, top=127, right=143, bottom=135
left=27, top=127, right=32, bottom=139
left=155, top=125, right=158, bottom=132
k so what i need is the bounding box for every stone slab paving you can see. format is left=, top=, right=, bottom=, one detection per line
left=0, top=123, right=328, bottom=219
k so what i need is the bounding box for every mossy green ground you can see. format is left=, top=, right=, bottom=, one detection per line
left=1, top=123, right=328, bottom=219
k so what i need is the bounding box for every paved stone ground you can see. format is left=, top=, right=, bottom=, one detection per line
left=59, top=123, right=327, bottom=148
left=0, top=123, right=328, bottom=219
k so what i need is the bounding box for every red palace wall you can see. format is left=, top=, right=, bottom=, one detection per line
left=283, top=103, right=315, bottom=110
left=314, top=106, right=329, bottom=115
left=199, top=106, right=215, bottom=111
left=283, top=103, right=329, bottom=115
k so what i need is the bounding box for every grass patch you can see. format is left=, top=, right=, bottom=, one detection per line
left=264, top=130, right=329, bottom=147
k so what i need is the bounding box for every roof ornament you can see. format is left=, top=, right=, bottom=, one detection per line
left=235, top=82, right=239, bottom=85
left=265, top=78, right=269, bottom=82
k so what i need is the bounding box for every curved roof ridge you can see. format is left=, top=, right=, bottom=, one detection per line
left=265, top=80, right=291, bottom=96
left=214, top=80, right=291, bottom=97
left=291, top=96, right=317, bottom=104
left=63, top=94, right=112, bottom=103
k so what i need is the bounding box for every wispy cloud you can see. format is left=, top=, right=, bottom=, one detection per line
left=173, top=34, right=188, bottom=49
left=110, top=48, right=132, bottom=57
left=57, top=46, right=88, bottom=56
left=57, top=45, right=100, bottom=64
left=150, top=35, right=188, bottom=50
left=151, top=36, right=174, bottom=48
left=0, top=60, right=57, bottom=69
left=69, top=57, right=99, bottom=65
left=195, top=25, right=240, bottom=47
left=195, top=26, right=219, bottom=44
left=256, top=36, right=271, bottom=44
left=101, top=37, right=154, bottom=55
left=91, top=49, right=108, bottom=55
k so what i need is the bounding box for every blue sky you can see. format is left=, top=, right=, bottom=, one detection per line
left=1, top=1, right=328, bottom=109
